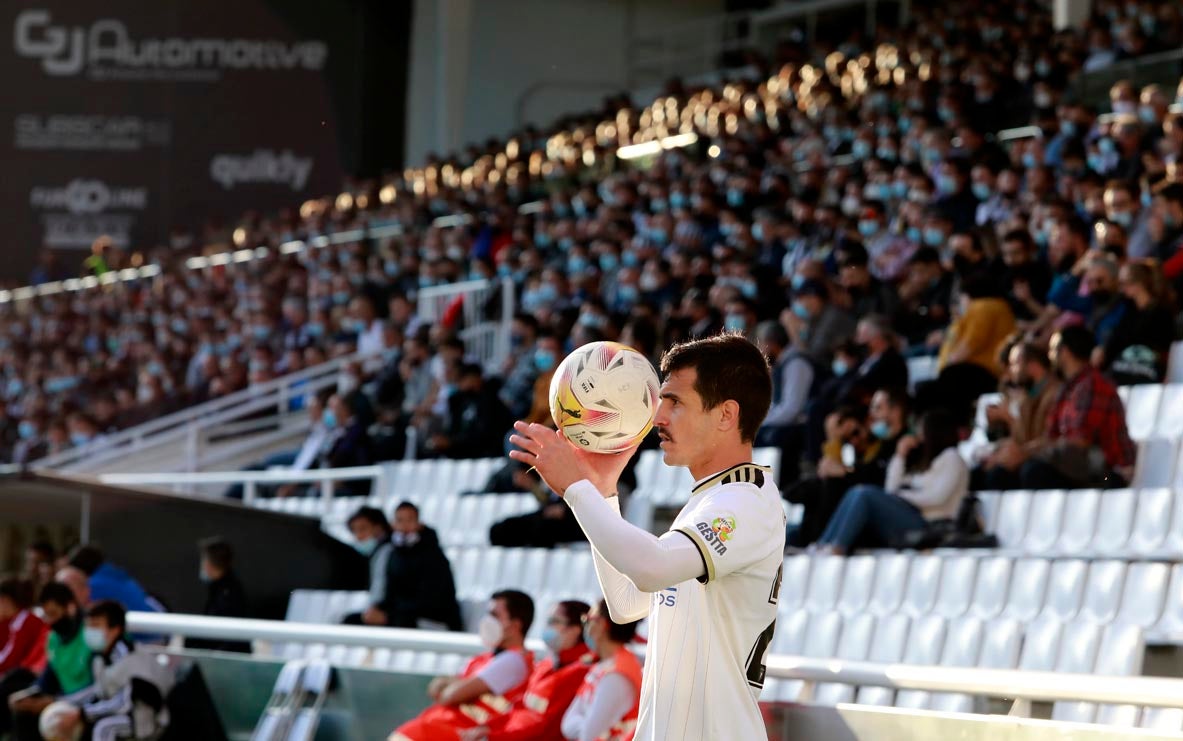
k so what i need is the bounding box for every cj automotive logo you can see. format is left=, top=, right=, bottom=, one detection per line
left=13, top=9, right=328, bottom=81
left=210, top=150, right=313, bottom=191
left=29, top=179, right=147, bottom=248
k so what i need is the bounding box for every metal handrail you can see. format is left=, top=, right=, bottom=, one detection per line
left=124, top=612, right=1183, bottom=710
left=99, top=465, right=385, bottom=504
left=31, top=354, right=356, bottom=472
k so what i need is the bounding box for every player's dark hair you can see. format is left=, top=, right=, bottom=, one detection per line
left=557, top=600, right=590, bottom=627
left=492, top=589, right=535, bottom=634
left=86, top=600, right=126, bottom=632
left=0, top=578, right=34, bottom=610
left=659, top=332, right=772, bottom=443
left=394, top=501, right=420, bottom=517
left=38, top=582, right=75, bottom=608
left=596, top=599, right=640, bottom=644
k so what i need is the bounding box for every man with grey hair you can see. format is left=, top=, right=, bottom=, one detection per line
left=1081, top=254, right=1128, bottom=350
left=754, top=320, right=814, bottom=487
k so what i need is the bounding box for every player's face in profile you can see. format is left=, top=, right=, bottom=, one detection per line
left=654, top=368, right=712, bottom=467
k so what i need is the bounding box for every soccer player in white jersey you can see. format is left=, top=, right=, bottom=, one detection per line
left=510, top=333, right=785, bottom=740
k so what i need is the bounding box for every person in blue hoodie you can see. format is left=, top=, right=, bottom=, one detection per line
left=65, top=547, right=164, bottom=619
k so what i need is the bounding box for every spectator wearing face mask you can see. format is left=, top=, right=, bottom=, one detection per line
left=999, top=229, right=1053, bottom=322
left=787, top=388, right=910, bottom=547
left=46, top=601, right=173, bottom=741
left=391, top=590, right=535, bottom=741
left=382, top=502, right=463, bottom=631
left=973, top=340, right=1063, bottom=490
left=458, top=600, right=592, bottom=741
left=343, top=507, right=394, bottom=627
left=318, top=392, right=375, bottom=495
left=894, top=247, right=953, bottom=355
left=185, top=539, right=250, bottom=653
left=991, top=326, right=1136, bottom=489
left=1104, top=180, right=1155, bottom=259
left=782, top=280, right=856, bottom=367
left=559, top=600, right=642, bottom=741
left=428, top=364, right=513, bottom=460
left=816, top=409, right=968, bottom=555
left=1095, top=259, right=1176, bottom=385
left=4, top=583, right=92, bottom=737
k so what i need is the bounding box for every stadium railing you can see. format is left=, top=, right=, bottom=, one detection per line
left=99, top=465, right=386, bottom=505
left=125, top=611, right=1183, bottom=717
left=30, top=352, right=369, bottom=475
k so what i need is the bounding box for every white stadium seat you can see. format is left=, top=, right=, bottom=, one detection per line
left=975, top=491, right=1001, bottom=533
left=1017, top=616, right=1063, bottom=671
left=867, top=554, right=911, bottom=615
left=899, top=616, right=981, bottom=710
left=1133, top=438, right=1178, bottom=489
left=1150, top=564, right=1183, bottom=642
left=1050, top=621, right=1104, bottom=724
left=1055, top=487, right=1097, bottom=551
left=1153, top=384, right=1183, bottom=438
left=993, top=491, right=1032, bottom=548
left=775, top=611, right=843, bottom=702
left=882, top=614, right=947, bottom=709
left=1127, top=488, right=1173, bottom=556
left=1141, top=708, right=1183, bottom=732
left=1090, top=489, right=1136, bottom=556
left=1123, top=384, right=1162, bottom=441
left=932, top=555, right=977, bottom=618
left=967, top=556, right=1013, bottom=621
left=854, top=614, right=911, bottom=707
left=1056, top=623, right=1145, bottom=726
left=1166, top=342, right=1183, bottom=384
left=1040, top=559, right=1087, bottom=623
left=1023, top=491, right=1066, bottom=554
left=835, top=555, right=877, bottom=616
left=1114, top=562, right=1171, bottom=630
left=900, top=555, right=943, bottom=617
left=814, top=613, right=876, bottom=706
left=1078, top=560, right=1128, bottom=624
left=804, top=555, right=845, bottom=613
left=778, top=554, right=812, bottom=613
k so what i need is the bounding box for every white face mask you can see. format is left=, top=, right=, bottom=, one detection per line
left=83, top=626, right=108, bottom=653
left=478, top=614, right=504, bottom=649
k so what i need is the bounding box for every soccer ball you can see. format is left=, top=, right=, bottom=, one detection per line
left=549, top=341, right=661, bottom=454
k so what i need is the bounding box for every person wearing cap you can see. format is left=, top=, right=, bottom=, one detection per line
left=781, top=279, right=856, bottom=367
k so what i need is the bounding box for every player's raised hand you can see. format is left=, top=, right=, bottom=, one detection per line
left=509, top=421, right=637, bottom=498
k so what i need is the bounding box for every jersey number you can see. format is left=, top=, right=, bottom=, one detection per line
left=746, top=564, right=784, bottom=689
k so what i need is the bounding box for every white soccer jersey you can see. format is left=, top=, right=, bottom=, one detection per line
left=634, top=462, right=786, bottom=740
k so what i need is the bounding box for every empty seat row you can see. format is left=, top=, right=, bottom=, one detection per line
left=980, top=486, right=1183, bottom=558
left=777, top=552, right=1182, bottom=642
left=1119, top=382, right=1183, bottom=442
left=764, top=607, right=1145, bottom=725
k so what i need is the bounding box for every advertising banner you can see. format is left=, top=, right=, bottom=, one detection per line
left=0, top=2, right=348, bottom=279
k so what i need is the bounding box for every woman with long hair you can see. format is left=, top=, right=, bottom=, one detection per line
left=816, top=409, right=969, bottom=555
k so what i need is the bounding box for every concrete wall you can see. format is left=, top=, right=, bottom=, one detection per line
left=405, top=0, right=724, bottom=164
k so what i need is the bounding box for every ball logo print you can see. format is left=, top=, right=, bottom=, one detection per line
left=548, top=341, right=660, bottom=454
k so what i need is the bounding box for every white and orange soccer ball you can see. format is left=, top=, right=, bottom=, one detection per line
left=548, top=341, right=661, bottom=454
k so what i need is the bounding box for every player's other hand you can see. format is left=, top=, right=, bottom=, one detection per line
left=509, top=421, right=637, bottom=498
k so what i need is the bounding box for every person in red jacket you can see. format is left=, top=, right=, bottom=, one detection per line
left=0, top=578, right=48, bottom=677
left=561, top=601, right=642, bottom=741
left=391, top=590, right=536, bottom=741
left=459, top=600, right=594, bottom=741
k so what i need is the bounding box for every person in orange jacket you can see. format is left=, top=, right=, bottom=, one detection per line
left=560, top=601, right=642, bottom=741
left=459, top=600, right=594, bottom=741
left=390, top=590, right=535, bottom=741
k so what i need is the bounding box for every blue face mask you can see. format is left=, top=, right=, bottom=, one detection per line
left=534, top=349, right=557, bottom=372
left=1138, top=106, right=1158, bottom=124
left=971, top=183, right=992, bottom=201
left=617, top=285, right=639, bottom=304
left=333, top=291, right=351, bottom=306
left=18, top=421, right=36, bottom=440
left=790, top=274, right=806, bottom=290
left=1098, top=137, right=1117, bottom=156
left=568, top=257, right=588, bottom=273
left=870, top=420, right=892, bottom=439
left=792, top=301, right=810, bottom=319
left=1021, top=152, right=1039, bottom=169
left=583, top=625, right=597, bottom=654
left=751, top=223, right=765, bottom=242
left=935, top=174, right=958, bottom=195
left=322, top=410, right=338, bottom=429
left=541, top=627, right=563, bottom=653
left=621, top=251, right=639, bottom=268
left=650, top=198, right=667, bottom=213
left=876, top=148, right=898, bottom=162
left=726, top=189, right=745, bottom=208
left=923, top=228, right=946, bottom=247
left=353, top=538, right=377, bottom=557
left=724, top=314, right=747, bottom=332
left=852, top=140, right=872, bottom=160
left=598, top=254, right=619, bottom=272
left=906, top=226, right=922, bottom=243
left=832, top=359, right=849, bottom=376
left=305, top=322, right=325, bottom=338
left=858, top=220, right=880, bottom=237
left=1060, top=120, right=1078, bottom=137
left=1109, top=210, right=1134, bottom=229
left=648, top=229, right=669, bottom=245
left=70, top=432, right=91, bottom=447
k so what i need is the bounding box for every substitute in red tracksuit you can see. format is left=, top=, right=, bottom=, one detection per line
left=460, top=600, right=595, bottom=741
left=561, top=601, right=642, bottom=741
left=0, top=578, right=48, bottom=676
left=391, top=590, right=536, bottom=741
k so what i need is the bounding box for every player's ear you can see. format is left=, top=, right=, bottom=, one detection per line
left=716, top=399, right=741, bottom=434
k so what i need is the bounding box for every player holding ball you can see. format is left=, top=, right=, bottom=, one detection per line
left=510, top=333, right=786, bottom=741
